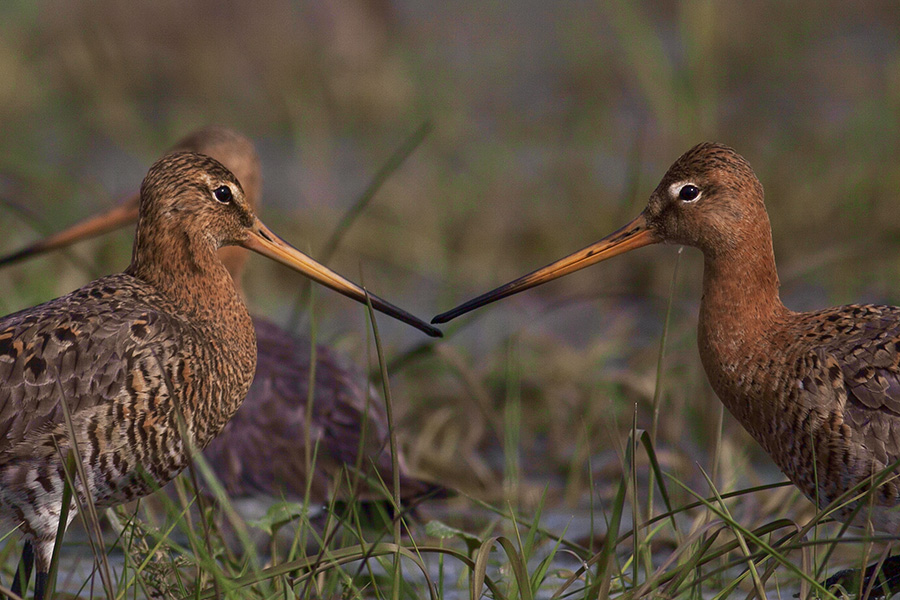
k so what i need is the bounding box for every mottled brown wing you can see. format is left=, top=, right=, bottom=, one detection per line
left=0, top=274, right=187, bottom=457
left=202, top=317, right=433, bottom=503
left=815, top=304, right=900, bottom=465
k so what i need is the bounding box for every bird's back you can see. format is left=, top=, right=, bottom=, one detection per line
left=703, top=301, right=900, bottom=531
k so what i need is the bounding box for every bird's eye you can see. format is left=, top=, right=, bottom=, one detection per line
left=678, top=184, right=700, bottom=202
left=213, top=185, right=233, bottom=204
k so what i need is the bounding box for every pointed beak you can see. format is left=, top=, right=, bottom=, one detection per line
left=432, top=211, right=659, bottom=324
left=0, top=195, right=140, bottom=267
left=242, top=219, right=442, bottom=338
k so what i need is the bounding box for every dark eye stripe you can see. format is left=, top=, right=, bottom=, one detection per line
left=213, top=185, right=233, bottom=204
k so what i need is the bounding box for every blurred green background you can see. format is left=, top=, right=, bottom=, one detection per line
left=1, top=0, right=900, bottom=509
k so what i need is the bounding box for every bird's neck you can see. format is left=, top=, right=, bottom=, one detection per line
left=697, top=232, right=788, bottom=414
left=217, top=245, right=249, bottom=287
left=126, top=225, right=248, bottom=328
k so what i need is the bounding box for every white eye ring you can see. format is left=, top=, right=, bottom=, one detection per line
left=213, top=185, right=234, bottom=204
left=669, top=181, right=702, bottom=203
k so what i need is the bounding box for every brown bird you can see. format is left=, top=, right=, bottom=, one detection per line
left=0, top=150, right=440, bottom=600
left=434, top=142, right=900, bottom=594
left=0, top=126, right=445, bottom=508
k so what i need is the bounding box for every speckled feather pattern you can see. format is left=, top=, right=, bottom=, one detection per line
left=703, top=302, right=900, bottom=529
left=0, top=275, right=253, bottom=533
left=0, top=151, right=257, bottom=571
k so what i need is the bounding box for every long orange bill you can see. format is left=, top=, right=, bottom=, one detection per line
left=432, top=211, right=659, bottom=324
left=243, top=219, right=442, bottom=338
left=0, top=195, right=140, bottom=267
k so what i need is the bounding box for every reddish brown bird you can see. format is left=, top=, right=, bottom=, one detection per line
left=434, top=142, right=900, bottom=593
left=0, top=150, right=439, bottom=600
left=0, top=126, right=445, bottom=508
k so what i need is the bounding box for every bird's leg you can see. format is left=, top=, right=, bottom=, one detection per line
left=9, top=541, right=33, bottom=599
left=32, top=571, right=47, bottom=600
left=30, top=540, right=53, bottom=600
left=824, top=555, right=900, bottom=599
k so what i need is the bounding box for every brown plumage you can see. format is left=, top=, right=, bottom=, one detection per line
left=434, top=142, right=900, bottom=591
left=0, top=126, right=444, bottom=504
left=0, top=149, right=439, bottom=600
